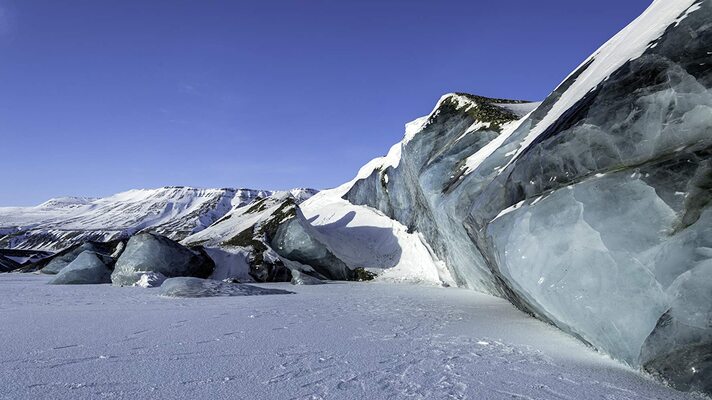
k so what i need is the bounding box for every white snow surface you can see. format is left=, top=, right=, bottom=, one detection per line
left=299, top=192, right=455, bottom=285
left=0, top=274, right=700, bottom=400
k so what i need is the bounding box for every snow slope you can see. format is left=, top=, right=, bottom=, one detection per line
left=299, top=192, right=455, bottom=285
left=0, top=274, right=700, bottom=400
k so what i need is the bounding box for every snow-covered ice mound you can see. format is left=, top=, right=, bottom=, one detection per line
left=158, top=277, right=293, bottom=297
left=112, top=233, right=214, bottom=286
left=48, top=251, right=112, bottom=285
left=184, top=193, right=322, bottom=283
left=41, top=241, right=119, bottom=275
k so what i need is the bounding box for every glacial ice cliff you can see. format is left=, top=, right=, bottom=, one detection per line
left=264, top=0, right=712, bottom=394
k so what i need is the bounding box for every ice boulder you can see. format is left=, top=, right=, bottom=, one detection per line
left=290, top=269, right=325, bottom=285
left=41, top=241, right=118, bottom=275
left=158, top=277, right=293, bottom=298
left=271, top=214, right=355, bottom=281
left=48, top=251, right=113, bottom=285
left=111, top=233, right=214, bottom=286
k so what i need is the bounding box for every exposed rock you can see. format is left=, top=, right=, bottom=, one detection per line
left=0, top=255, right=19, bottom=272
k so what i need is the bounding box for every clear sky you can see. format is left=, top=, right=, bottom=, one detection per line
left=0, top=0, right=652, bottom=206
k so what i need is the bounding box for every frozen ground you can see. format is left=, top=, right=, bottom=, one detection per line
left=0, top=274, right=701, bottom=400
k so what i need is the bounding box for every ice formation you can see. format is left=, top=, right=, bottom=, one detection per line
left=158, top=277, right=293, bottom=298
left=111, top=233, right=214, bottom=286
left=0, top=254, right=19, bottom=272
left=48, top=250, right=113, bottom=285
left=40, top=241, right=120, bottom=275
left=262, top=0, right=712, bottom=394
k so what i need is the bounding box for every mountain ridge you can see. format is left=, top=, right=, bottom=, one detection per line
left=0, top=186, right=317, bottom=251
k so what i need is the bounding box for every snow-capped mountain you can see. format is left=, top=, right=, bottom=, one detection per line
left=0, top=186, right=317, bottom=251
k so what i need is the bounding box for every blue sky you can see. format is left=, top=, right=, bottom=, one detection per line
left=0, top=0, right=651, bottom=206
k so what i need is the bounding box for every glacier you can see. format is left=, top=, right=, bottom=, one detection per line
left=255, top=0, right=712, bottom=394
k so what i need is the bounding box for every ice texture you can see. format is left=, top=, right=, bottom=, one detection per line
left=468, top=2, right=712, bottom=392
left=48, top=251, right=112, bottom=285
left=158, top=277, right=293, bottom=298
left=111, top=233, right=214, bottom=286
left=641, top=258, right=712, bottom=394
left=486, top=174, right=673, bottom=364
left=343, top=94, right=522, bottom=293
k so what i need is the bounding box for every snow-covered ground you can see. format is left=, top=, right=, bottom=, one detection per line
left=0, top=274, right=700, bottom=400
